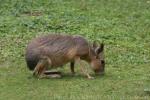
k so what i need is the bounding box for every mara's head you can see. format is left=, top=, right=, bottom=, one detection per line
left=90, top=41, right=105, bottom=75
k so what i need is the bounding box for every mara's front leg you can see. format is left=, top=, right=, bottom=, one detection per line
left=70, top=61, right=75, bottom=75
left=75, top=57, right=94, bottom=79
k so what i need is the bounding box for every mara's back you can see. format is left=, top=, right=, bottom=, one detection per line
left=25, top=34, right=89, bottom=70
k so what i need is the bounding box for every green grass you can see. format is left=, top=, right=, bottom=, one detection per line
left=0, top=0, right=150, bottom=99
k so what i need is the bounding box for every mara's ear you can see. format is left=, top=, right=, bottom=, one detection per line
left=95, top=43, right=104, bottom=54
left=93, top=41, right=98, bottom=48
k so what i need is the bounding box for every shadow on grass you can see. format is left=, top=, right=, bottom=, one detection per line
left=27, top=72, right=107, bottom=81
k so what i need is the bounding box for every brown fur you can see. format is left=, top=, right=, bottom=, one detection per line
left=25, top=34, right=105, bottom=78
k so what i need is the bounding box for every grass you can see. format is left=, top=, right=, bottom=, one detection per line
left=0, top=0, right=150, bottom=99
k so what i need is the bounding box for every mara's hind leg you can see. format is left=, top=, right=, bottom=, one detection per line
left=33, top=57, right=50, bottom=78
left=33, top=56, right=61, bottom=79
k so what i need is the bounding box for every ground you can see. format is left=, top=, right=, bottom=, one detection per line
left=0, top=0, right=150, bottom=100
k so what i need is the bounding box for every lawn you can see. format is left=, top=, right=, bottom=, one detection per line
left=0, top=0, right=150, bottom=100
